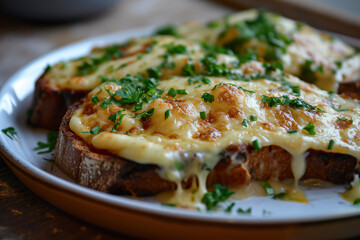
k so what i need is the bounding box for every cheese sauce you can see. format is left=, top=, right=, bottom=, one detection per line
left=69, top=64, right=360, bottom=207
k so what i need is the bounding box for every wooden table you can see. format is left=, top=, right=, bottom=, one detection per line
left=0, top=0, right=359, bottom=239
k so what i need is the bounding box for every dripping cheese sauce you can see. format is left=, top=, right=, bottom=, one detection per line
left=69, top=64, right=360, bottom=208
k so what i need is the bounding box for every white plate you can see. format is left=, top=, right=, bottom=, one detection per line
left=1, top=27, right=360, bottom=239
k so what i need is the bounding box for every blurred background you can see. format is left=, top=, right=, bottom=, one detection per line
left=0, top=0, right=359, bottom=239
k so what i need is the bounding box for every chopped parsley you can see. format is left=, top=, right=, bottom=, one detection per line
left=354, top=198, right=360, bottom=205
left=44, top=64, right=52, bottom=72
left=147, top=67, right=162, bottom=79
left=168, top=88, right=177, bottom=97
left=261, top=181, right=274, bottom=195
left=241, top=119, right=248, bottom=127
left=165, top=109, right=171, bottom=120
left=328, top=91, right=349, bottom=112
left=261, top=95, right=324, bottom=112
left=328, top=139, right=335, bottom=150
left=91, top=96, right=99, bottom=104
left=221, top=10, right=292, bottom=62
left=108, top=110, right=125, bottom=132
left=273, top=192, right=287, bottom=199
left=76, top=45, right=125, bottom=76
left=174, top=161, right=184, bottom=170
left=225, top=202, right=235, bottom=213
left=201, top=93, right=215, bottom=103
left=162, top=203, right=176, bottom=207
left=81, top=126, right=104, bottom=135
left=287, top=130, right=298, bottom=134
left=207, top=21, right=220, bottom=29
left=331, top=105, right=349, bottom=112
left=34, top=131, right=59, bottom=154
left=237, top=207, right=252, bottom=214
left=182, top=63, right=196, bottom=76
left=200, top=111, right=207, bottom=120
left=165, top=43, right=187, bottom=54
left=176, top=89, right=188, bottom=95
left=249, top=115, right=257, bottom=121
left=300, top=59, right=324, bottom=83
left=188, top=76, right=211, bottom=85
left=303, top=122, right=316, bottom=135
left=202, top=184, right=234, bottom=210
left=155, top=25, right=178, bottom=36
left=252, top=139, right=262, bottom=151
left=136, top=108, right=155, bottom=121
left=2, top=127, right=18, bottom=140
left=337, top=117, right=353, bottom=123
left=212, top=82, right=255, bottom=94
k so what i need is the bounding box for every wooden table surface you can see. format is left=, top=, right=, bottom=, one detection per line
left=0, top=0, right=359, bottom=239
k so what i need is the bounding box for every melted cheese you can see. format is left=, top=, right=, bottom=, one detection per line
left=46, top=36, right=235, bottom=91
left=69, top=64, right=360, bottom=207
left=177, top=9, right=360, bottom=91
left=45, top=10, right=360, bottom=94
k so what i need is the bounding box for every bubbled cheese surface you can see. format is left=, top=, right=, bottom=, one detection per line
left=69, top=65, right=360, bottom=187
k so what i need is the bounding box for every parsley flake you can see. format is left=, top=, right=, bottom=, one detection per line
left=2, top=127, right=18, bottom=140
left=165, top=109, right=171, bottom=120
left=287, top=130, right=298, bottom=134
left=202, top=184, right=234, bottom=210
left=91, top=96, right=99, bottom=104
left=303, top=122, right=316, bottom=135
left=201, top=93, right=215, bottom=103
left=252, top=139, right=262, bottom=151
left=261, top=181, right=274, bottom=195
left=237, top=207, right=252, bottom=214
left=328, top=139, right=335, bottom=150
left=34, top=131, right=59, bottom=154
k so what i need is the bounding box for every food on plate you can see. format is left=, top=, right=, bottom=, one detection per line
left=172, top=9, right=360, bottom=92
left=54, top=58, right=360, bottom=208
left=29, top=9, right=360, bottom=130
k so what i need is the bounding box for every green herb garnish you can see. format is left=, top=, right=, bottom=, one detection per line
left=91, top=96, right=99, bottom=104
left=201, top=93, right=215, bottom=103
left=2, top=127, right=18, bottom=140
left=136, top=108, right=155, bottom=121
left=241, top=119, right=248, bottom=127
left=287, top=130, right=297, bottom=134
left=303, top=122, right=316, bottom=135
left=165, top=109, right=171, bottom=120
left=200, top=111, right=207, bottom=120
left=168, top=88, right=177, bottom=97
left=261, top=95, right=324, bottom=112
left=34, top=131, right=59, bottom=154
left=237, top=208, right=252, bottom=214
left=225, top=202, right=235, bottom=213
left=175, top=161, right=184, bottom=170
left=252, top=139, right=262, bottom=151
left=249, top=115, right=257, bottom=121
left=273, top=192, right=287, bottom=199
left=328, top=139, right=334, bottom=150
left=261, top=181, right=274, bottom=195
left=155, top=25, right=178, bottom=36
left=81, top=126, right=104, bottom=135
left=202, top=184, right=234, bottom=210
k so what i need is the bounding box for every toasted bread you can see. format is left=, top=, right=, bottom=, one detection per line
left=55, top=101, right=357, bottom=197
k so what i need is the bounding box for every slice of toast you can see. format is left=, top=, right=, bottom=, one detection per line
left=55, top=100, right=357, bottom=197
left=54, top=71, right=360, bottom=197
